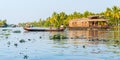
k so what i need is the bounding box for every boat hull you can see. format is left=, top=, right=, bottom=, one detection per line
left=23, top=28, right=64, bottom=31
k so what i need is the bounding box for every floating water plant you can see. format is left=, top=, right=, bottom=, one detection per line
left=13, top=30, right=21, bottom=33
left=2, top=29, right=9, bottom=31
left=39, top=36, right=42, bottom=39
left=4, top=34, right=11, bottom=36
left=2, top=29, right=12, bottom=32
left=4, top=34, right=10, bottom=39
left=50, top=34, right=68, bottom=40
left=83, top=45, right=86, bottom=48
left=28, top=39, right=31, bottom=41
left=14, top=43, right=18, bottom=47
left=23, top=55, right=28, bottom=59
left=114, top=40, right=120, bottom=44
left=19, top=39, right=26, bottom=43
left=7, top=41, right=11, bottom=45
left=5, top=36, right=8, bottom=39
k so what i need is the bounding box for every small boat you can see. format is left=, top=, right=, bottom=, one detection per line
left=23, top=27, right=64, bottom=31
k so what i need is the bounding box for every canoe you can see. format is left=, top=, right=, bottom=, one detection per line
left=23, top=27, right=64, bottom=31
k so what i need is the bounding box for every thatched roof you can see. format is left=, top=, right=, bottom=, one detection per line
left=70, top=17, right=108, bottom=22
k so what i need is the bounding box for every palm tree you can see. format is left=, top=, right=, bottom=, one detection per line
left=112, top=6, right=119, bottom=26
left=105, top=8, right=112, bottom=17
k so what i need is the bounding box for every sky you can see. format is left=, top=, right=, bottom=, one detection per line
left=0, top=0, right=120, bottom=24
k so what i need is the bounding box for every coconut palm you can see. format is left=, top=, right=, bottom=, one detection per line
left=105, top=8, right=112, bottom=17
left=112, top=6, right=119, bottom=26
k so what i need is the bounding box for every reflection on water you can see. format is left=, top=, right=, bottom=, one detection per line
left=67, top=30, right=120, bottom=46
left=69, top=29, right=120, bottom=40
left=0, top=28, right=120, bottom=60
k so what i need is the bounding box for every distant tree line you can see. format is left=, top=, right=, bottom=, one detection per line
left=19, top=6, right=120, bottom=28
left=0, top=20, right=8, bottom=27
left=0, top=20, right=17, bottom=27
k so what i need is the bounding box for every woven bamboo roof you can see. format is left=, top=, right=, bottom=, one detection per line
left=70, top=18, right=108, bottom=22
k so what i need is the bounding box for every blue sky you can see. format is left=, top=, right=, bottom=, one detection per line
left=0, top=0, right=120, bottom=24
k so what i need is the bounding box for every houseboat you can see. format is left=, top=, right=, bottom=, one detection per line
left=69, top=16, right=109, bottom=30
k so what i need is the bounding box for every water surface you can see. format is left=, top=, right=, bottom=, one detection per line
left=0, top=28, right=120, bottom=60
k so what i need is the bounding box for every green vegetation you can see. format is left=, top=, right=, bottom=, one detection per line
left=50, top=34, right=68, bottom=40
left=4, top=34, right=11, bottom=36
left=19, top=6, right=120, bottom=28
left=104, top=6, right=120, bottom=26
left=0, top=20, right=8, bottom=27
left=13, top=30, right=21, bottom=33
left=19, top=39, right=26, bottom=43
